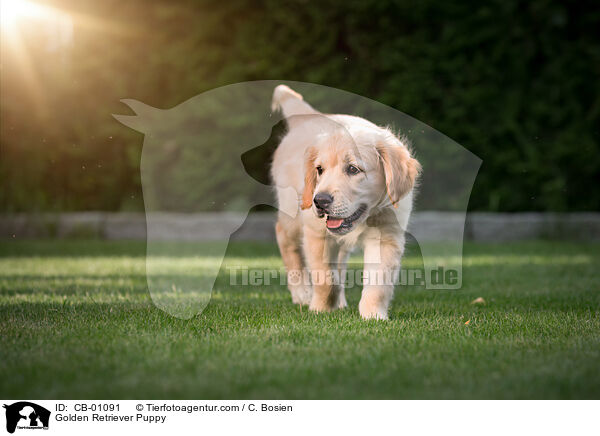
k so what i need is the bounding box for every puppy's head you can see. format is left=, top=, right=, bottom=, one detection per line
left=301, top=126, right=420, bottom=235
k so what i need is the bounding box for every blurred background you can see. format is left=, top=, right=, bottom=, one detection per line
left=1, top=0, right=599, bottom=214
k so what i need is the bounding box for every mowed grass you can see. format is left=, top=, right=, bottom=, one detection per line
left=0, top=240, right=599, bottom=399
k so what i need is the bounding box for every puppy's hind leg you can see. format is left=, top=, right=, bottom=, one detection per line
left=275, top=220, right=311, bottom=305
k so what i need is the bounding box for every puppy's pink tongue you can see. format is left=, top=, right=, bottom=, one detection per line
left=326, top=217, right=343, bottom=229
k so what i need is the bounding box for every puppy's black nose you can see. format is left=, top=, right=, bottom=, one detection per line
left=313, top=192, right=333, bottom=210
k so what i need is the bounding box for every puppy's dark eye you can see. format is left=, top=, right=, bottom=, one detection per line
left=346, top=165, right=361, bottom=176
left=316, top=165, right=323, bottom=176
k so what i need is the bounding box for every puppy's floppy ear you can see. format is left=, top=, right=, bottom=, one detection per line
left=377, top=142, right=421, bottom=206
left=301, top=147, right=318, bottom=210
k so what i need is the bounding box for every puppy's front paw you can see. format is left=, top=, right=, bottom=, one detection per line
left=358, top=290, right=389, bottom=320
left=359, top=307, right=388, bottom=320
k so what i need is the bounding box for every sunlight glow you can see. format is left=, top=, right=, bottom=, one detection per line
left=1, top=0, right=75, bottom=119
left=0, top=0, right=53, bottom=28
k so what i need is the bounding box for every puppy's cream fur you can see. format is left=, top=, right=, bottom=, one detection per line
left=271, top=85, right=420, bottom=320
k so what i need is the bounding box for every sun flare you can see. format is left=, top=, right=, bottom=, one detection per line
left=0, top=0, right=52, bottom=28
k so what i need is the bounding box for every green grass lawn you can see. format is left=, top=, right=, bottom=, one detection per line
left=0, top=240, right=599, bottom=399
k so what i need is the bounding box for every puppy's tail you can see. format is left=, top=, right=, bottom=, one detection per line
left=271, top=85, right=319, bottom=118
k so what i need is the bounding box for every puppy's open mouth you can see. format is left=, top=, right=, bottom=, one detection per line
left=325, top=204, right=367, bottom=234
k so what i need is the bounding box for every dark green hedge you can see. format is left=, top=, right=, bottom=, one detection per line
left=1, top=0, right=598, bottom=211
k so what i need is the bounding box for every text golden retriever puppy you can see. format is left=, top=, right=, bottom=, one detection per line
left=271, top=85, right=420, bottom=320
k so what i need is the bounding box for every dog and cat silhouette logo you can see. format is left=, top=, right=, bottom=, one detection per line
left=3, top=402, right=50, bottom=433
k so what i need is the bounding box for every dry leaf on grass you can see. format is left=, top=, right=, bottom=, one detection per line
left=464, top=320, right=470, bottom=325
left=471, top=297, right=486, bottom=305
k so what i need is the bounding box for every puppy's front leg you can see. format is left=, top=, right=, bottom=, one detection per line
left=359, top=231, right=404, bottom=320
left=303, top=229, right=340, bottom=312
left=335, top=247, right=351, bottom=309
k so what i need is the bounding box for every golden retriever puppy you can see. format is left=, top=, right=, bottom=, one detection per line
left=270, top=85, right=420, bottom=320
